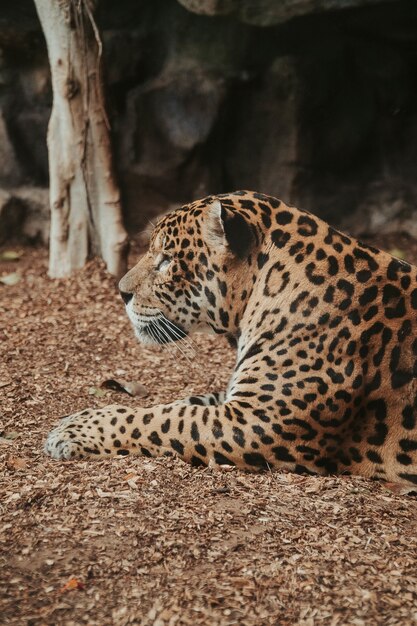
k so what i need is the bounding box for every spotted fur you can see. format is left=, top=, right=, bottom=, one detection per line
left=45, top=191, right=417, bottom=486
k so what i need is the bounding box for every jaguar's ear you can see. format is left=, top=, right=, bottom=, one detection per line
left=205, top=199, right=254, bottom=259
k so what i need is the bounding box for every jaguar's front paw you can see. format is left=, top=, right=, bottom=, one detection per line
left=44, top=405, right=132, bottom=460
left=44, top=410, right=97, bottom=459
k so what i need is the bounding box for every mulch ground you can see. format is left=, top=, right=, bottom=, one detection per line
left=1, top=235, right=417, bottom=626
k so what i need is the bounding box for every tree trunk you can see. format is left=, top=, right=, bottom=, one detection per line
left=33, top=0, right=128, bottom=278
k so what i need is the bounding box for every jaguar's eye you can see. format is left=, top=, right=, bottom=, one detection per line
left=156, top=255, right=171, bottom=272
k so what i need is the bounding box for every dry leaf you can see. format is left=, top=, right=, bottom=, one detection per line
left=1, top=250, right=22, bottom=261
left=101, top=378, right=148, bottom=398
left=381, top=482, right=417, bottom=496
left=59, top=577, right=84, bottom=592
left=0, top=272, right=21, bottom=286
left=389, top=248, right=406, bottom=260
left=1, top=431, right=20, bottom=440
left=6, top=455, right=27, bottom=470
left=88, top=386, right=107, bottom=398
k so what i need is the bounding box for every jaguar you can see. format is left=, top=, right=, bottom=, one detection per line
left=45, top=191, right=417, bottom=485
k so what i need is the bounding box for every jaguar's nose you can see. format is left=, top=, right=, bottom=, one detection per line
left=120, top=290, right=133, bottom=305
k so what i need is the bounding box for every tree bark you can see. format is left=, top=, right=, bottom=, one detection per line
left=33, top=0, right=128, bottom=278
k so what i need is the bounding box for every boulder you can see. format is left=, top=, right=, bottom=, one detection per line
left=177, top=0, right=237, bottom=16
left=341, top=181, right=417, bottom=239
left=0, top=186, right=49, bottom=244
left=0, top=0, right=416, bottom=245
left=177, top=0, right=385, bottom=25
left=18, top=186, right=50, bottom=243
left=0, top=189, right=25, bottom=244
left=13, top=110, right=50, bottom=183
left=238, top=0, right=385, bottom=26
left=0, top=111, right=23, bottom=187
left=225, top=57, right=300, bottom=202
left=124, top=67, right=224, bottom=178
left=117, top=61, right=226, bottom=227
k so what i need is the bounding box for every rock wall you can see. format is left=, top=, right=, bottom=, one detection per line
left=0, top=0, right=416, bottom=242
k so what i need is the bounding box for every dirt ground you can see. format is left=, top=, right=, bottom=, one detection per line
left=1, top=235, right=417, bottom=626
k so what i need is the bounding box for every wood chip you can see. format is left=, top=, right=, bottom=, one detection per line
left=1, top=244, right=417, bottom=626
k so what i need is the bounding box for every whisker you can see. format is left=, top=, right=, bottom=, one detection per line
left=149, top=322, right=181, bottom=362
left=160, top=321, right=199, bottom=360
left=158, top=326, right=196, bottom=361
left=147, top=323, right=162, bottom=344
left=149, top=322, right=184, bottom=363
left=156, top=321, right=196, bottom=367
left=159, top=316, right=197, bottom=356
left=152, top=320, right=195, bottom=366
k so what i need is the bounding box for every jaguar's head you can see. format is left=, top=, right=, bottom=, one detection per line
left=118, top=196, right=256, bottom=345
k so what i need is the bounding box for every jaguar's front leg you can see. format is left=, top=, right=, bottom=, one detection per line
left=44, top=400, right=293, bottom=471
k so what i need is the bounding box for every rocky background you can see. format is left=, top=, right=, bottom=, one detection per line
left=0, top=0, right=416, bottom=244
